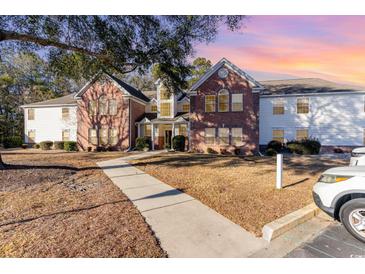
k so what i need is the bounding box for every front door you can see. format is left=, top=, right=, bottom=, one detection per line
left=164, top=130, right=172, bottom=149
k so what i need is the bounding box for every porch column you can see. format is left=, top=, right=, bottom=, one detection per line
left=137, top=123, right=141, bottom=137
left=187, top=122, right=191, bottom=150
left=151, top=123, right=155, bottom=150
left=172, top=123, right=176, bottom=138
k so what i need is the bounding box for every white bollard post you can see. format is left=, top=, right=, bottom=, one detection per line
left=276, top=153, right=283, bottom=189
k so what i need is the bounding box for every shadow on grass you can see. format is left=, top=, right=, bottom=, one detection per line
left=131, top=153, right=348, bottom=176
left=0, top=199, right=127, bottom=228
left=1, top=162, right=133, bottom=172
left=283, top=178, right=310, bottom=188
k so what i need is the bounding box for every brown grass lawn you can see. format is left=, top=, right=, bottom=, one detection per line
left=0, top=149, right=166, bottom=258
left=131, top=152, right=348, bottom=236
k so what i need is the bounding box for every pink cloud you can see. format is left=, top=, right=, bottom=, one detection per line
left=196, top=16, right=365, bottom=86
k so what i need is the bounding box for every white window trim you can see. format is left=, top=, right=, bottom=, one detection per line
left=272, top=128, right=285, bottom=142
left=205, top=95, right=216, bottom=112
left=231, top=94, right=243, bottom=112
left=272, top=99, right=285, bottom=115
left=296, top=97, right=310, bottom=114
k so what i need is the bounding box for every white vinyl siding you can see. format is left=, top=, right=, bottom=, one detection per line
left=24, top=106, right=77, bottom=143
left=259, top=93, right=365, bottom=146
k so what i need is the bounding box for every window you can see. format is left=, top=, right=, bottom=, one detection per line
left=296, top=128, right=308, bottom=140
left=218, top=89, right=229, bottom=112
left=232, top=94, right=243, bottom=111
left=62, top=108, right=70, bottom=120
left=182, top=103, right=190, bottom=112
left=218, top=128, right=230, bottom=145
left=28, top=130, right=35, bottom=143
left=297, top=97, right=309, bottom=114
left=28, top=108, right=35, bottom=120
left=151, top=104, right=157, bottom=112
left=232, top=128, right=243, bottom=146
left=62, top=129, right=70, bottom=141
left=99, top=96, right=108, bottom=115
left=89, top=129, right=97, bottom=145
left=272, top=129, right=284, bottom=143
left=99, top=128, right=109, bottom=145
left=160, top=89, right=170, bottom=100
left=205, top=95, right=216, bottom=112
left=205, top=128, right=215, bottom=144
left=179, top=124, right=187, bottom=136
left=144, top=124, right=151, bottom=137
left=160, top=102, right=171, bottom=116
left=109, top=128, right=118, bottom=145
left=109, top=99, right=117, bottom=115
left=273, top=100, right=285, bottom=115
left=88, top=100, right=97, bottom=116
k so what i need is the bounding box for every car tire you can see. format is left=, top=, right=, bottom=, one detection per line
left=339, top=198, right=365, bottom=243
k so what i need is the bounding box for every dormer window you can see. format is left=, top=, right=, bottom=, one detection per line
left=182, top=103, right=190, bottom=112
left=151, top=104, right=157, bottom=112
left=160, top=102, right=171, bottom=116
left=160, top=90, right=170, bottom=100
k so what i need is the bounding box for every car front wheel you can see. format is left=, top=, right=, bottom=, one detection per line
left=340, top=198, right=365, bottom=243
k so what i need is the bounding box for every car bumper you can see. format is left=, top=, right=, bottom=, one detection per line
left=312, top=191, right=335, bottom=218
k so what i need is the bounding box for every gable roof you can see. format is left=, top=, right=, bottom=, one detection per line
left=21, top=93, right=77, bottom=108
left=105, top=73, right=150, bottom=102
left=189, top=57, right=263, bottom=92
left=74, top=71, right=150, bottom=103
left=260, top=78, right=365, bottom=96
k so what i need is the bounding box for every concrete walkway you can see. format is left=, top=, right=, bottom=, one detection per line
left=97, top=151, right=268, bottom=257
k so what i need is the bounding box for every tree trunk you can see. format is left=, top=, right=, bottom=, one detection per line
left=0, top=153, right=4, bottom=169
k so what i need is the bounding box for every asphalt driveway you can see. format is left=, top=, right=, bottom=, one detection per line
left=286, top=223, right=365, bottom=258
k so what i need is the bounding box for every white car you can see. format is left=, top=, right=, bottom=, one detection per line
left=350, top=147, right=365, bottom=166
left=313, top=166, right=365, bottom=243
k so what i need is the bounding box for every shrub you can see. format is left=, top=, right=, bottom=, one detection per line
left=64, top=141, right=77, bottom=151
left=287, top=143, right=309, bottom=155
left=207, top=147, right=217, bottom=154
left=21, top=144, right=28, bottom=149
left=301, top=138, right=321, bottom=154
left=172, top=135, right=185, bottom=152
left=267, top=140, right=283, bottom=152
left=40, top=141, right=53, bottom=150
left=234, top=148, right=241, bottom=156
left=136, top=137, right=151, bottom=151
left=334, top=147, right=344, bottom=153
left=53, top=141, right=65, bottom=150
left=266, top=148, right=277, bottom=156
left=287, top=138, right=321, bottom=155
left=3, top=136, right=23, bottom=148
left=33, top=143, right=40, bottom=149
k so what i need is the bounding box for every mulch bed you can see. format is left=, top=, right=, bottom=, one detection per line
left=131, top=152, right=347, bottom=236
left=0, top=150, right=166, bottom=258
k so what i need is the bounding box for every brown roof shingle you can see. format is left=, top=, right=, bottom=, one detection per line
left=22, top=93, right=77, bottom=107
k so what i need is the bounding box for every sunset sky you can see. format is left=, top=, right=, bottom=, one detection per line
left=195, top=16, right=365, bottom=86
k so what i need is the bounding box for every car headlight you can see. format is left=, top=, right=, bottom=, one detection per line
left=318, top=174, right=352, bottom=183
left=351, top=152, right=361, bottom=157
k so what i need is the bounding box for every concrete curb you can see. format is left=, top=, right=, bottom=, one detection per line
left=262, top=203, right=321, bottom=242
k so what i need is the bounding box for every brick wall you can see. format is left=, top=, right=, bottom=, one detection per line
left=190, top=65, right=260, bottom=155
left=77, top=79, right=130, bottom=151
